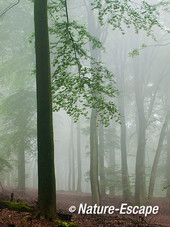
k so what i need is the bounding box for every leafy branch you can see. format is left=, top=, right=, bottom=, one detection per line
left=92, top=0, right=165, bottom=38
left=48, top=0, right=120, bottom=126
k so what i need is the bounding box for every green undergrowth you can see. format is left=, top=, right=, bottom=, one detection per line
left=55, top=219, right=78, bottom=227
left=0, top=201, right=33, bottom=212
left=0, top=201, right=78, bottom=226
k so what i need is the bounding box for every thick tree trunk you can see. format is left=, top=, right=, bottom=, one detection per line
left=90, top=108, right=100, bottom=205
left=77, top=120, right=82, bottom=192
left=34, top=0, right=56, bottom=218
left=148, top=114, right=168, bottom=201
left=99, top=123, right=106, bottom=196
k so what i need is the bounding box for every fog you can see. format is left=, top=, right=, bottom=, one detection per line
left=0, top=0, right=170, bottom=206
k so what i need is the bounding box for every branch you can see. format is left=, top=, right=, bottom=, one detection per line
left=0, top=0, right=20, bottom=18
left=65, top=0, right=81, bottom=77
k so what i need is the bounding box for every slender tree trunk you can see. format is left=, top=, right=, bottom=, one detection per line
left=34, top=0, right=56, bottom=217
left=117, top=80, right=130, bottom=202
left=18, top=141, right=25, bottom=191
left=166, top=117, right=170, bottom=198
left=148, top=114, right=168, bottom=201
left=71, top=119, right=75, bottom=191
left=108, top=127, right=116, bottom=196
left=133, top=57, right=146, bottom=205
left=108, top=153, right=116, bottom=196
left=114, top=45, right=130, bottom=202
left=68, top=122, right=72, bottom=191
left=90, top=108, right=100, bottom=205
left=99, top=123, right=106, bottom=196
left=119, top=104, right=130, bottom=202
left=68, top=142, right=72, bottom=191
left=77, top=120, right=82, bottom=192
left=87, top=1, right=101, bottom=205
left=135, top=98, right=146, bottom=204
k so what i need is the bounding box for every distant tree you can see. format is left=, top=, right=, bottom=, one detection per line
left=0, top=89, right=36, bottom=191
left=0, top=0, right=36, bottom=190
left=166, top=118, right=170, bottom=198
left=113, top=39, right=131, bottom=202
left=76, top=120, right=82, bottom=192
left=34, top=0, right=56, bottom=218
left=148, top=112, right=169, bottom=200
left=92, top=0, right=164, bottom=204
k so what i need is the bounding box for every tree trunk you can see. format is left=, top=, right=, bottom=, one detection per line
left=108, top=127, right=116, bottom=196
left=133, top=57, right=146, bottom=205
left=68, top=131, right=72, bottom=191
left=90, top=108, right=100, bottom=205
left=77, top=120, right=82, bottom=192
left=148, top=114, right=168, bottom=201
left=18, top=143, right=25, bottom=192
left=87, top=1, right=101, bottom=205
left=135, top=96, right=146, bottom=205
left=71, top=119, right=75, bottom=191
left=99, top=123, right=106, bottom=196
left=114, top=44, right=130, bottom=202
left=108, top=149, right=116, bottom=196
left=119, top=104, right=130, bottom=202
left=117, top=76, right=130, bottom=202
left=166, top=117, right=170, bottom=198
left=34, top=0, right=56, bottom=218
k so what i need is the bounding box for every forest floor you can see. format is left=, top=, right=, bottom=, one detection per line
left=0, top=187, right=170, bottom=226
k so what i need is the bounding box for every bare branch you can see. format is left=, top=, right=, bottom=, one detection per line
left=0, top=0, right=20, bottom=18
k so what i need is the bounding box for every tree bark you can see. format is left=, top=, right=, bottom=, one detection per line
left=34, top=0, right=56, bottom=218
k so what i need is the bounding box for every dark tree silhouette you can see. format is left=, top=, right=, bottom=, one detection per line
left=34, top=0, right=56, bottom=218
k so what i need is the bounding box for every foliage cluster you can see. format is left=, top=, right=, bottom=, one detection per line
left=49, top=0, right=120, bottom=126
left=92, top=0, right=164, bottom=38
